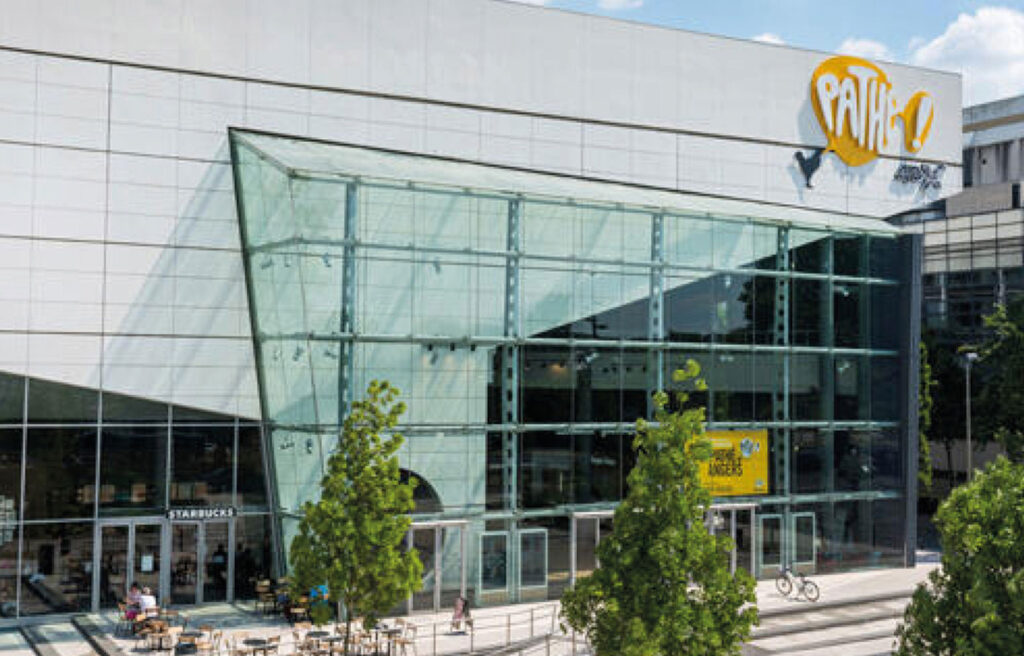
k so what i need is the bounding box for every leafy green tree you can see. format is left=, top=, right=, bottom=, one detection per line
left=560, top=361, right=758, bottom=656
left=289, top=380, right=422, bottom=654
left=897, top=457, right=1024, bottom=655
left=976, top=300, right=1024, bottom=460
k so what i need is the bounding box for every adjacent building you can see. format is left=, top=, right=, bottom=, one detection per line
left=0, top=0, right=961, bottom=621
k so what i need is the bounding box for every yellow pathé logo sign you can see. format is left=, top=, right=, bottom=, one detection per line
left=810, top=55, right=935, bottom=167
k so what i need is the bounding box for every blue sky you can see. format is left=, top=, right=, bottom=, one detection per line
left=510, top=1, right=1024, bottom=105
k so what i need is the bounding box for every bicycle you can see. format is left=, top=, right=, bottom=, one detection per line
left=775, top=567, right=820, bottom=602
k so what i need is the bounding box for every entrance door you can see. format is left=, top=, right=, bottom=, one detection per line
left=570, top=512, right=613, bottom=586
left=707, top=505, right=756, bottom=575
left=99, top=525, right=129, bottom=608
left=98, top=522, right=164, bottom=609
left=170, top=523, right=199, bottom=605
left=790, top=512, right=816, bottom=573
left=408, top=522, right=467, bottom=613
left=758, top=514, right=783, bottom=577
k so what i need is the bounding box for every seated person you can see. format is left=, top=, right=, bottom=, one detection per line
left=126, top=583, right=143, bottom=619
left=139, top=586, right=158, bottom=614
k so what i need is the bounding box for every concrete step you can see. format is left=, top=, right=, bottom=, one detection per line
left=750, top=616, right=901, bottom=655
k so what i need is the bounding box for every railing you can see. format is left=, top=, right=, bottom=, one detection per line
left=403, top=603, right=592, bottom=656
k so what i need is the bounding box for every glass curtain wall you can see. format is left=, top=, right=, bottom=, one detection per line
left=0, top=370, right=272, bottom=620
left=231, top=130, right=914, bottom=604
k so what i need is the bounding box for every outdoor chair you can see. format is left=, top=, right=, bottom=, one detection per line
left=196, top=630, right=221, bottom=655
left=115, top=602, right=133, bottom=636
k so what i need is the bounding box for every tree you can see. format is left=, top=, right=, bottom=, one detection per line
left=918, top=341, right=934, bottom=490
left=976, top=300, right=1024, bottom=460
left=289, top=380, right=422, bottom=655
left=560, top=361, right=758, bottom=656
left=897, top=457, right=1024, bottom=655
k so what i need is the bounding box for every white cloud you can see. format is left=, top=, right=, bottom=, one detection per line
left=752, top=32, right=785, bottom=45
left=909, top=7, right=1024, bottom=106
left=836, top=37, right=894, bottom=62
left=598, top=0, right=643, bottom=9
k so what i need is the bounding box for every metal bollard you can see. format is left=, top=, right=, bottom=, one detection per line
left=432, top=620, right=437, bottom=656
left=506, top=614, right=511, bottom=645
left=572, top=629, right=577, bottom=656
left=545, top=633, right=551, bottom=656
left=530, top=608, right=535, bottom=637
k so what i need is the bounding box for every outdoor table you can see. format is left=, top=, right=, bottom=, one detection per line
left=242, top=637, right=269, bottom=655
left=307, top=630, right=329, bottom=645
left=181, top=630, right=204, bottom=640
left=174, top=643, right=198, bottom=655
left=373, top=625, right=402, bottom=656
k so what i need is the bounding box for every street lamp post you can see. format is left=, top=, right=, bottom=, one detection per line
left=964, top=351, right=979, bottom=483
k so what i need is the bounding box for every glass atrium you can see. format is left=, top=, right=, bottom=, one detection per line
left=230, top=130, right=919, bottom=609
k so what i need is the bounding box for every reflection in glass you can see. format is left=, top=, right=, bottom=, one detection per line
left=411, top=527, right=435, bottom=612
left=0, top=373, right=23, bottom=423
left=171, top=425, right=233, bottom=507
left=103, top=393, right=168, bottom=423
left=521, top=517, right=568, bottom=600
left=519, top=531, right=547, bottom=588
left=0, top=524, right=16, bottom=617
left=24, top=427, right=97, bottom=519
left=834, top=431, right=872, bottom=492
left=520, top=432, right=572, bottom=508
left=792, top=429, right=829, bottom=494
left=27, top=379, right=97, bottom=423
left=0, top=429, right=22, bottom=515
left=237, top=425, right=268, bottom=510
left=170, top=523, right=197, bottom=605
left=99, top=525, right=129, bottom=608
left=480, top=533, right=508, bottom=592
left=134, top=524, right=161, bottom=600
left=234, top=515, right=273, bottom=600
left=573, top=432, right=622, bottom=504
left=203, top=522, right=229, bottom=603
left=99, top=426, right=167, bottom=515
left=20, top=522, right=93, bottom=615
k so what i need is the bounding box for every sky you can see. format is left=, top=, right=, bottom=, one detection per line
left=506, top=0, right=1024, bottom=106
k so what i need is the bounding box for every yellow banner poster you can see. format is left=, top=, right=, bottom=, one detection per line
left=699, top=429, right=769, bottom=496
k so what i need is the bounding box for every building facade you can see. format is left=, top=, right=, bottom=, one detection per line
left=0, top=0, right=960, bottom=621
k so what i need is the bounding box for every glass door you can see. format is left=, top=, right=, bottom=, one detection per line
left=171, top=523, right=199, bottom=605
left=133, top=524, right=162, bottom=600
left=99, top=525, right=129, bottom=608
left=791, top=512, right=816, bottom=573
left=203, top=521, right=230, bottom=602
left=758, top=514, right=783, bottom=577
left=570, top=512, right=613, bottom=586
left=409, top=526, right=436, bottom=613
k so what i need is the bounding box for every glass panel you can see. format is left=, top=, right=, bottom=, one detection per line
left=834, top=356, right=868, bottom=421
left=872, top=499, right=906, bottom=567
left=791, top=279, right=828, bottom=347
left=235, top=515, right=273, bottom=600
left=664, top=214, right=713, bottom=269
left=24, top=427, right=97, bottom=519
left=439, top=526, right=463, bottom=610
left=824, top=501, right=874, bottom=569
left=102, top=393, right=167, bottom=423
left=237, top=425, right=268, bottom=510
left=871, top=428, right=903, bottom=490
left=99, top=426, right=167, bottom=516
left=871, top=357, right=901, bottom=421
left=665, top=273, right=714, bottom=343
left=0, top=373, right=23, bottom=423
left=485, top=432, right=504, bottom=511
left=0, top=524, right=17, bottom=618
left=709, top=351, right=755, bottom=422
left=834, top=282, right=866, bottom=348
left=713, top=219, right=754, bottom=270
left=519, top=530, right=547, bottom=588
left=572, top=349, right=617, bottom=424
left=574, top=432, right=622, bottom=504
left=790, top=229, right=830, bottom=273
left=734, top=509, right=753, bottom=575
left=870, top=285, right=901, bottom=350
left=411, top=528, right=436, bottom=611
left=134, top=524, right=161, bottom=599
left=203, top=522, right=229, bottom=603
left=479, top=533, right=508, bottom=597
left=792, top=428, right=829, bottom=494
left=0, top=429, right=22, bottom=515
left=759, top=515, right=782, bottom=571
left=794, top=514, right=815, bottom=565
left=27, top=379, right=97, bottom=423
left=99, top=525, right=129, bottom=608
left=575, top=518, right=597, bottom=579
left=790, top=354, right=831, bottom=422
left=835, top=430, right=872, bottom=492
left=171, top=406, right=233, bottom=424
left=20, top=522, right=93, bottom=615
left=869, top=236, right=901, bottom=280
left=833, top=234, right=867, bottom=277
left=520, top=432, right=572, bottom=508
left=171, top=425, right=233, bottom=507
left=170, top=523, right=198, bottom=605
left=521, top=347, right=572, bottom=424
